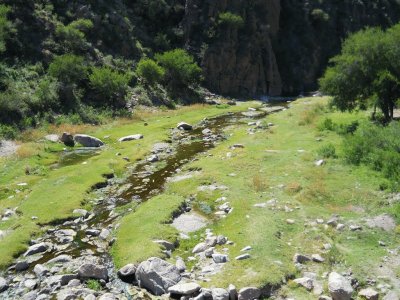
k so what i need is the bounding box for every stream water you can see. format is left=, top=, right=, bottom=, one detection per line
left=2, top=105, right=286, bottom=299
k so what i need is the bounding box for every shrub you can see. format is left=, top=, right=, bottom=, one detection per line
left=89, top=66, right=131, bottom=108
left=0, top=124, right=18, bottom=139
left=136, top=58, right=165, bottom=86
left=48, top=54, right=87, bottom=84
left=218, top=12, right=244, bottom=28
left=0, top=5, right=11, bottom=53
left=311, top=9, right=330, bottom=22
left=155, top=49, right=202, bottom=91
left=86, top=279, right=101, bottom=291
left=55, top=18, right=93, bottom=52
left=317, top=143, right=337, bottom=159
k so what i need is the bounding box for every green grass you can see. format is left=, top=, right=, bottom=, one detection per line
left=112, top=97, right=399, bottom=293
left=0, top=102, right=257, bottom=269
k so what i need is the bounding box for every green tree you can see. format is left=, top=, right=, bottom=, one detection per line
left=55, top=19, right=93, bottom=53
left=218, top=12, right=244, bottom=28
left=320, top=25, right=400, bottom=121
left=89, top=66, right=132, bottom=108
left=155, top=49, right=201, bottom=92
left=136, top=58, right=165, bottom=86
left=48, top=54, right=88, bottom=108
left=0, top=5, right=11, bottom=53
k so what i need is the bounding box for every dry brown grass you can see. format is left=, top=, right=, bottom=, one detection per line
left=16, top=143, right=44, bottom=159
left=252, top=173, right=268, bottom=192
left=285, top=182, right=302, bottom=194
left=298, top=103, right=325, bottom=126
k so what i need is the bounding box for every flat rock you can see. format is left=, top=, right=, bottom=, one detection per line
left=172, top=213, right=208, bottom=234
left=238, top=287, right=261, bottom=300
left=236, top=254, right=250, bottom=260
left=358, top=288, right=379, bottom=300
left=241, top=111, right=264, bottom=118
left=294, top=277, right=314, bottom=291
left=24, top=242, right=50, bottom=256
left=135, top=257, right=181, bottom=296
left=74, top=134, right=104, bottom=148
left=168, top=282, right=201, bottom=295
left=366, top=214, right=396, bottom=232
left=328, top=272, right=353, bottom=300
left=78, top=263, right=108, bottom=281
left=118, top=134, right=143, bottom=142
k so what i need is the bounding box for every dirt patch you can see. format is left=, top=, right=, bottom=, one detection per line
left=172, top=212, right=208, bottom=233
left=0, top=140, right=19, bottom=157
left=365, top=214, right=396, bottom=232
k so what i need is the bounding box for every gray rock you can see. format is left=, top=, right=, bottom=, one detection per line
left=205, top=236, right=217, bottom=247
left=383, top=291, right=399, bottom=300
left=15, top=260, right=29, bottom=271
left=193, top=242, right=208, bottom=254
left=293, top=253, right=311, bottom=264
left=78, top=264, right=108, bottom=281
left=176, top=257, right=186, bottom=273
left=85, top=229, right=100, bottom=237
left=228, top=284, right=237, bottom=300
left=84, top=295, right=96, bottom=300
left=45, top=134, right=60, bottom=143
left=34, top=264, right=49, bottom=277
left=328, top=272, right=353, bottom=300
left=349, top=225, right=362, bottom=231
left=205, top=247, right=214, bottom=258
left=24, top=242, right=50, bottom=256
left=153, top=240, right=175, bottom=251
left=117, top=264, right=137, bottom=282
left=212, top=253, right=229, bottom=264
left=74, top=134, right=104, bottom=148
left=61, top=133, right=74, bottom=147
left=147, top=154, right=159, bottom=162
left=358, top=288, right=379, bottom=300
left=73, top=209, right=89, bottom=217
left=135, top=257, right=181, bottom=296
left=319, top=296, right=332, bottom=300
left=22, top=291, right=38, bottom=300
left=216, top=235, right=227, bottom=245
left=238, top=287, right=261, bottom=300
left=24, top=279, right=38, bottom=290
left=168, top=282, right=201, bottom=295
left=67, top=279, right=81, bottom=287
left=99, top=228, right=111, bottom=240
left=0, top=277, right=8, bottom=293
left=99, top=293, right=118, bottom=300
left=118, top=134, right=143, bottom=142
left=212, top=288, right=229, bottom=300
left=177, top=122, right=193, bottom=130
left=294, top=277, right=314, bottom=291
left=235, top=254, right=250, bottom=260
left=48, top=255, right=72, bottom=264
left=312, top=254, right=325, bottom=263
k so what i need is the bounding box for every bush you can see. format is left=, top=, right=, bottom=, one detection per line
left=0, top=5, right=11, bottom=53
left=89, top=66, right=131, bottom=108
left=48, top=54, right=87, bottom=84
left=343, top=122, right=400, bottom=187
left=55, top=19, right=93, bottom=52
left=136, top=58, right=165, bottom=86
left=318, top=143, right=337, bottom=159
left=0, top=124, right=18, bottom=139
left=311, top=9, right=330, bottom=22
left=218, top=12, right=244, bottom=28
left=155, top=49, right=202, bottom=91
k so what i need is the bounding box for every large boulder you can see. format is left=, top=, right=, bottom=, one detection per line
left=117, top=264, right=137, bottom=283
left=73, top=134, right=104, bottom=148
left=78, top=263, right=108, bottom=281
left=238, top=287, right=261, bottom=300
left=328, top=272, right=353, bottom=300
left=135, top=257, right=181, bottom=296
left=60, top=132, right=75, bottom=147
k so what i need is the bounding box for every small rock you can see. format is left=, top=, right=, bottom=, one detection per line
left=34, top=264, right=49, bottom=277
left=294, top=277, right=314, bottom=291
left=228, top=284, right=238, bottom=300
left=328, top=272, right=353, bottom=300
left=24, top=242, right=50, bottom=256
left=293, top=253, right=311, bottom=264
left=235, top=254, right=250, bottom=260
left=238, top=287, right=261, bottom=300
left=193, top=242, right=208, bottom=254
left=241, top=246, right=252, bottom=252
left=15, top=261, right=29, bottom=271
left=217, top=235, right=227, bottom=245
left=315, top=160, right=325, bottom=167
left=176, top=257, right=186, bottom=273
left=358, top=288, right=379, bottom=300
left=73, top=209, right=89, bottom=217
left=117, top=264, right=137, bottom=282
left=286, top=219, right=295, bottom=224
left=153, top=240, right=175, bottom=251
left=212, top=253, right=229, bottom=264
left=205, top=236, right=218, bottom=247
left=118, top=134, right=144, bottom=142
left=312, top=254, right=325, bottom=263
left=379, top=241, right=386, bottom=247
left=349, top=225, right=362, bottom=231
left=78, top=263, right=108, bottom=281
left=205, top=248, right=214, bottom=258
left=177, top=122, right=193, bottom=130
left=168, top=282, right=201, bottom=295
left=99, top=228, right=111, bottom=240
left=336, top=224, right=346, bottom=231
left=147, top=154, right=159, bottom=162
left=24, top=279, right=38, bottom=290
left=212, top=288, right=229, bottom=300
left=0, top=277, right=8, bottom=293
left=85, top=229, right=101, bottom=237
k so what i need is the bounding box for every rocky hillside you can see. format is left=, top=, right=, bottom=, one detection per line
left=2, top=0, right=400, bottom=97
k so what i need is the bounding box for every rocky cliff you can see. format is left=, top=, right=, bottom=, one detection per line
left=183, top=0, right=400, bottom=96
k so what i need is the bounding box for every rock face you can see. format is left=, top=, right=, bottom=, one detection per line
left=328, top=272, right=353, bottom=300
left=74, top=134, right=104, bottom=148
left=135, top=257, right=181, bottom=296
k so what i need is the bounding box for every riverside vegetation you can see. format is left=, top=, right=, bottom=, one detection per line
left=1, top=1, right=400, bottom=300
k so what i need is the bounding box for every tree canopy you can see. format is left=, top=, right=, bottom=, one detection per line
left=320, top=24, right=400, bottom=121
